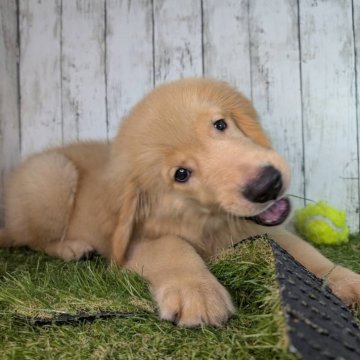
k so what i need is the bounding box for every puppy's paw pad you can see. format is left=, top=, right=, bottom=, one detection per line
left=78, top=250, right=98, bottom=261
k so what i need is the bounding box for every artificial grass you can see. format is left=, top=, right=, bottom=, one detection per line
left=316, top=232, right=360, bottom=274
left=0, top=234, right=359, bottom=359
left=0, top=237, right=293, bottom=359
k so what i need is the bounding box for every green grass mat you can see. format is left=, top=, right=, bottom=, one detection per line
left=316, top=233, right=360, bottom=274
left=0, top=234, right=359, bottom=359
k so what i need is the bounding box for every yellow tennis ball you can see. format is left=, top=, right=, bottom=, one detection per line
left=294, top=201, right=349, bottom=245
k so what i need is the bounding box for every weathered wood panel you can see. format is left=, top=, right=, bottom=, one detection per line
left=249, top=0, right=304, bottom=209
left=1, top=0, right=360, bottom=231
left=62, top=0, right=107, bottom=143
left=354, top=0, right=360, bottom=228
left=0, top=0, right=20, bottom=224
left=202, top=0, right=252, bottom=98
left=19, top=0, right=62, bottom=156
left=153, top=0, right=203, bottom=84
left=106, top=0, right=154, bottom=139
left=299, top=0, right=359, bottom=229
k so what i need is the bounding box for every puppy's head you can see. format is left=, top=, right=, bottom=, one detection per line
left=114, top=78, right=291, bottom=228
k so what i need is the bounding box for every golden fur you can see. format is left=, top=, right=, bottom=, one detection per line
left=1, top=78, right=360, bottom=327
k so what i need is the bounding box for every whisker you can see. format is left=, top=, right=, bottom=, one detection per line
left=287, top=194, right=315, bottom=203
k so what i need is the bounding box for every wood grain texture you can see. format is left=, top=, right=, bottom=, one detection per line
left=106, top=0, right=154, bottom=139
left=19, top=0, right=62, bottom=156
left=353, top=0, right=360, bottom=229
left=202, top=0, right=252, bottom=98
left=249, top=0, right=304, bottom=209
left=153, top=0, right=202, bottom=84
left=62, top=0, right=107, bottom=143
left=299, top=0, right=359, bottom=229
left=1, top=0, right=360, bottom=230
left=0, top=0, right=20, bottom=224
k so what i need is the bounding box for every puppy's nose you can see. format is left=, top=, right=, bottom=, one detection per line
left=242, top=166, right=283, bottom=203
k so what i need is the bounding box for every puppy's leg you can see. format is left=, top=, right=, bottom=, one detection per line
left=4, top=152, right=92, bottom=260
left=269, top=227, right=360, bottom=305
left=241, top=222, right=360, bottom=305
left=124, top=235, right=234, bottom=327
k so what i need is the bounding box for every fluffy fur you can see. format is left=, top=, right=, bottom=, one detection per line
left=1, top=78, right=360, bottom=327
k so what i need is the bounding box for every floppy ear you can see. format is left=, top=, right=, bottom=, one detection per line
left=228, top=92, right=272, bottom=148
left=111, top=180, right=140, bottom=266
left=232, top=109, right=272, bottom=149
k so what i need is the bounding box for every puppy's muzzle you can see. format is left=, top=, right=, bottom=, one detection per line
left=242, top=165, right=283, bottom=203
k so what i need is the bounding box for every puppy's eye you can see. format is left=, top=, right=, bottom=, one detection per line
left=213, top=119, right=227, bottom=131
left=174, top=168, right=192, bottom=183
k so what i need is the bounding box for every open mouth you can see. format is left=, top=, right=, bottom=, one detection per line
left=248, top=197, right=291, bottom=227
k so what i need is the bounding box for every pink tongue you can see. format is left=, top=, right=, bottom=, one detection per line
left=251, top=197, right=291, bottom=226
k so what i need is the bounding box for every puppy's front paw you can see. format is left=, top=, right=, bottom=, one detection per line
left=153, top=272, right=234, bottom=327
left=46, top=240, right=95, bottom=261
left=327, top=266, right=360, bottom=306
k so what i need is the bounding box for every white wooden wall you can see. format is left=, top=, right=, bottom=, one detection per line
left=0, top=0, right=359, bottom=231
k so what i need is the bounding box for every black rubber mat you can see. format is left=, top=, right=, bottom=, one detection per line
left=13, top=311, right=140, bottom=326
left=270, top=239, right=360, bottom=360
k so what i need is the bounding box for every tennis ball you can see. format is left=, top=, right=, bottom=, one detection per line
left=294, top=201, right=349, bottom=245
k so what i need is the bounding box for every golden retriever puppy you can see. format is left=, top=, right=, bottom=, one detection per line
left=1, top=78, right=360, bottom=327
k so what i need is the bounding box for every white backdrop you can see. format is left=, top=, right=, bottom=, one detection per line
left=1, top=0, right=359, bottom=230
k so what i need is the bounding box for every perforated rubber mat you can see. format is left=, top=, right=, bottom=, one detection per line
left=270, top=239, right=360, bottom=359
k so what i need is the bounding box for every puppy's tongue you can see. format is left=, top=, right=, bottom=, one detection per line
left=249, top=197, right=291, bottom=226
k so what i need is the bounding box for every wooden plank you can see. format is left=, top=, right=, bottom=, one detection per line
left=19, top=0, right=62, bottom=156
left=106, top=0, right=154, bottom=139
left=353, top=0, right=360, bottom=230
left=0, top=0, right=20, bottom=224
left=300, top=0, right=359, bottom=230
left=249, top=0, right=304, bottom=209
left=62, top=0, right=107, bottom=143
left=202, top=0, right=251, bottom=98
left=153, top=0, right=202, bottom=84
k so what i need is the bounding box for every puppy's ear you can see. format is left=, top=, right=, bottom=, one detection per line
left=111, top=180, right=141, bottom=266
left=233, top=111, right=272, bottom=148
left=231, top=104, right=272, bottom=149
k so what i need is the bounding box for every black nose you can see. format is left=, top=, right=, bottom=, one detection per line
left=242, top=166, right=283, bottom=203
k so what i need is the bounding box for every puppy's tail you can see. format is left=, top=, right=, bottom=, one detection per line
left=0, top=229, right=13, bottom=247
